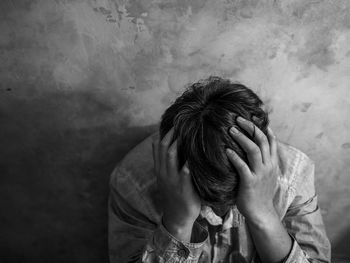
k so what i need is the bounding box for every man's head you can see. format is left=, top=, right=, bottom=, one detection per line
left=159, top=76, right=269, bottom=210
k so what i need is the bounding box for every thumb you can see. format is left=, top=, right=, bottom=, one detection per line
left=181, top=162, right=200, bottom=196
left=182, top=161, right=190, bottom=175
left=181, top=161, right=193, bottom=188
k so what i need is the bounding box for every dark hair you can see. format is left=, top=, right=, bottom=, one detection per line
left=159, top=76, right=269, bottom=206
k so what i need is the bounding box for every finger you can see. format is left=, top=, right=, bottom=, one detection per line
left=267, top=127, right=277, bottom=161
left=182, top=161, right=190, bottom=175
left=166, top=139, right=179, bottom=176
left=226, top=148, right=253, bottom=182
left=152, top=139, right=159, bottom=174
left=229, top=125, right=262, bottom=171
left=159, top=127, right=175, bottom=176
left=181, top=161, right=191, bottom=185
left=236, top=116, right=270, bottom=164
left=181, top=161, right=195, bottom=186
left=181, top=162, right=198, bottom=197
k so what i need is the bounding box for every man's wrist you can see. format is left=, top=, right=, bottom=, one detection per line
left=245, top=205, right=279, bottom=229
left=246, top=207, right=293, bottom=263
left=162, top=216, right=195, bottom=243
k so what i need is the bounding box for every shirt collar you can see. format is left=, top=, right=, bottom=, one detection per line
left=199, top=205, right=243, bottom=230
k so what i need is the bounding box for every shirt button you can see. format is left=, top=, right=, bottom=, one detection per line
left=177, top=249, right=187, bottom=257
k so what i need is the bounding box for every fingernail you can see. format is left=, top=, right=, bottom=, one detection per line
left=230, top=126, right=240, bottom=134
left=237, top=116, right=246, bottom=123
left=226, top=148, right=236, bottom=157
left=226, top=148, right=233, bottom=154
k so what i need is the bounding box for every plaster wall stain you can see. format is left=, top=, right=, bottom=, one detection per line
left=315, top=132, right=324, bottom=139
left=300, top=102, right=312, bottom=112
left=341, top=142, right=350, bottom=149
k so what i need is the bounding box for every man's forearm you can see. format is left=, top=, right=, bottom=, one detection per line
left=247, top=209, right=293, bottom=263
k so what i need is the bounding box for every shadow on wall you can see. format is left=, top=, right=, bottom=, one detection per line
left=332, top=229, right=350, bottom=263
left=0, top=88, right=157, bottom=263
left=1, top=86, right=348, bottom=262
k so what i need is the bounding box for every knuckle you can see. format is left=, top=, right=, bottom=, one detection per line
left=272, top=159, right=278, bottom=167
left=269, top=131, right=276, bottom=140
left=265, top=161, right=273, bottom=170
left=259, top=134, right=268, bottom=144
left=250, top=146, right=260, bottom=155
left=237, top=162, right=246, bottom=169
left=237, top=162, right=248, bottom=171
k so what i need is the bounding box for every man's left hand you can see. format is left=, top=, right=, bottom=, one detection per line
left=226, top=116, right=279, bottom=225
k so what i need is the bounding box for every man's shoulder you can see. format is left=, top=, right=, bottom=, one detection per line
left=277, top=141, right=315, bottom=187
left=274, top=141, right=316, bottom=215
left=111, top=132, right=156, bottom=189
left=110, top=131, right=161, bottom=221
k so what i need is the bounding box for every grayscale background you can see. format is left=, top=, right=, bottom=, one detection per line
left=1, top=0, right=349, bottom=262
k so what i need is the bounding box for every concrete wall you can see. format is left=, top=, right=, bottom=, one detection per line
left=1, top=0, right=349, bottom=262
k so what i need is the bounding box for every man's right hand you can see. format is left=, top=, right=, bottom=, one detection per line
left=152, top=127, right=201, bottom=242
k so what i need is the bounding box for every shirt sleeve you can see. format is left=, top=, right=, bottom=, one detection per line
left=108, top=168, right=208, bottom=263
left=282, top=157, right=331, bottom=263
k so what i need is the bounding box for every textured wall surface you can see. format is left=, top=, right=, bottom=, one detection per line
left=1, top=0, right=350, bottom=262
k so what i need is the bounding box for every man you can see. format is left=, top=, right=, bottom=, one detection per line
left=108, top=76, right=331, bottom=262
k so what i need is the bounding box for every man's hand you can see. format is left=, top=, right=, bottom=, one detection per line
left=226, top=117, right=293, bottom=263
left=225, top=116, right=279, bottom=225
left=152, top=127, right=201, bottom=242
